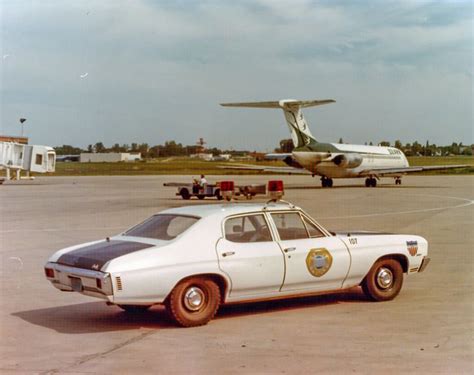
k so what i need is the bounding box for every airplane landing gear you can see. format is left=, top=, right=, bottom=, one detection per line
left=395, top=178, right=402, bottom=185
left=365, top=177, right=377, bottom=187
left=321, top=177, right=333, bottom=188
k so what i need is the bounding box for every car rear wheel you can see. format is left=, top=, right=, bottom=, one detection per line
left=362, top=259, right=403, bottom=301
left=117, top=304, right=151, bottom=313
left=166, top=277, right=220, bottom=327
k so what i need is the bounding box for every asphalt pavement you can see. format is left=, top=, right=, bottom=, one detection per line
left=0, top=175, right=472, bottom=374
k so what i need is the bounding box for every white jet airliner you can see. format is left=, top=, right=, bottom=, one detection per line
left=220, top=99, right=468, bottom=187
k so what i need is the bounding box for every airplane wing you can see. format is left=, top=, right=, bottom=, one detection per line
left=359, top=164, right=470, bottom=177
left=264, top=153, right=293, bottom=160
left=219, top=163, right=312, bottom=175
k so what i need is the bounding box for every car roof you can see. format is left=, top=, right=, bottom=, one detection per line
left=160, top=202, right=301, bottom=219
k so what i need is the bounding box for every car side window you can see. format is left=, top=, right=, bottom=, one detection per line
left=302, top=215, right=325, bottom=238
left=271, top=212, right=309, bottom=240
left=225, top=214, right=272, bottom=243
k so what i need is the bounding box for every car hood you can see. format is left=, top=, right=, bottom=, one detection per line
left=56, top=239, right=155, bottom=271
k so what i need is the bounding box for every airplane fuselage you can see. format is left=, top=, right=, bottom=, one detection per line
left=292, top=142, right=409, bottom=178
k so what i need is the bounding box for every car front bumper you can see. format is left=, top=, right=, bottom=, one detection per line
left=418, top=257, right=431, bottom=273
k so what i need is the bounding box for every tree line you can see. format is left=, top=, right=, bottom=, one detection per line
left=55, top=139, right=472, bottom=158
left=55, top=141, right=239, bottom=157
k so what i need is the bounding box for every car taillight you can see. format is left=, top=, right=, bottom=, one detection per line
left=268, top=180, right=284, bottom=201
left=96, top=278, right=102, bottom=289
left=44, top=267, right=55, bottom=278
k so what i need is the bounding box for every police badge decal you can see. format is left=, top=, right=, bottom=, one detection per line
left=406, top=240, right=418, bottom=256
left=306, top=248, right=333, bottom=277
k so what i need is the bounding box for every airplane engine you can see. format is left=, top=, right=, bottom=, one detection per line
left=283, top=156, right=303, bottom=169
left=332, top=154, right=363, bottom=168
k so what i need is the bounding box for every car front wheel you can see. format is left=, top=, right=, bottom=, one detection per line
left=166, top=277, right=221, bottom=327
left=362, top=259, right=403, bottom=301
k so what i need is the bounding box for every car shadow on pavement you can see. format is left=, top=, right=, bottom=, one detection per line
left=216, top=287, right=369, bottom=320
left=12, top=302, right=175, bottom=333
left=13, top=289, right=369, bottom=333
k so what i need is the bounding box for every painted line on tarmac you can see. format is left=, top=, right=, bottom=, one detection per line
left=320, top=194, right=473, bottom=220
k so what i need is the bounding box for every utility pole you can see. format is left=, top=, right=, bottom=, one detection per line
left=19, top=118, right=27, bottom=137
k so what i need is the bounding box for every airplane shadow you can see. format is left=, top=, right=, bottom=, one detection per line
left=12, top=288, right=367, bottom=333
left=285, top=185, right=447, bottom=190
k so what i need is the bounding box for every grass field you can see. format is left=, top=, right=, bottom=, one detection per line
left=44, top=156, right=473, bottom=176
left=2, top=156, right=472, bottom=177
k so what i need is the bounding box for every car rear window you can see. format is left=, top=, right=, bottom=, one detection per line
left=225, top=214, right=272, bottom=243
left=123, top=214, right=200, bottom=240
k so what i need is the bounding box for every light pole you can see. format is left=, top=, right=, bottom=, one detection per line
left=19, top=118, right=27, bottom=137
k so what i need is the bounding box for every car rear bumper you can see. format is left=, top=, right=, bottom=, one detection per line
left=44, top=262, right=113, bottom=300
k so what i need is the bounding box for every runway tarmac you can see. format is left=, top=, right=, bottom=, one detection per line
left=1, top=175, right=473, bottom=374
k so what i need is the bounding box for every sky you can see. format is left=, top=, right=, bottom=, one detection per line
left=1, top=0, right=472, bottom=151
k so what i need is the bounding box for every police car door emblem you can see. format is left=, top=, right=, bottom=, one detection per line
left=306, top=248, right=333, bottom=277
left=406, top=241, right=418, bottom=256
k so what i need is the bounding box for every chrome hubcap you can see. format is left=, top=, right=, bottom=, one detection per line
left=376, top=267, right=393, bottom=289
left=184, top=287, right=205, bottom=311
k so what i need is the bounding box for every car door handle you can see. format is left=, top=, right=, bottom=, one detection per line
left=222, top=251, right=235, bottom=257
left=284, top=247, right=296, bottom=253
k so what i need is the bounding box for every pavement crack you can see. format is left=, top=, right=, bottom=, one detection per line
left=40, top=329, right=157, bottom=374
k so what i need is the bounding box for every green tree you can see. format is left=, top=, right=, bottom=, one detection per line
left=379, top=141, right=390, bottom=147
left=394, top=140, right=402, bottom=150
left=111, top=143, right=122, bottom=152
left=137, top=143, right=149, bottom=158
left=412, top=141, right=422, bottom=155
left=277, top=139, right=294, bottom=153
left=54, top=145, right=83, bottom=155
left=148, top=145, right=161, bottom=158
left=94, top=142, right=106, bottom=153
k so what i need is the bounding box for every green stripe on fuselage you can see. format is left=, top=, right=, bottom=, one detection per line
left=294, top=141, right=341, bottom=153
left=294, top=142, right=397, bottom=157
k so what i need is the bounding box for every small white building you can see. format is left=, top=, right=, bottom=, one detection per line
left=190, top=153, right=214, bottom=161
left=80, top=153, right=142, bottom=163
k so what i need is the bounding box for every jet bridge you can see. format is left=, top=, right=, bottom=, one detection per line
left=0, top=141, right=56, bottom=183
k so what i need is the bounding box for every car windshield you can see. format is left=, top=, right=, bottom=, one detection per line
left=123, top=214, right=200, bottom=240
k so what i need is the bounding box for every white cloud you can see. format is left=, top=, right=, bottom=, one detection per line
left=1, top=0, right=471, bottom=148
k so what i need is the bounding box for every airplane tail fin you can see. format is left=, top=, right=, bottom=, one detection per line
left=220, top=99, right=335, bottom=148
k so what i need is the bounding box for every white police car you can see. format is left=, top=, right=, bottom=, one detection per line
left=45, top=181, right=430, bottom=327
